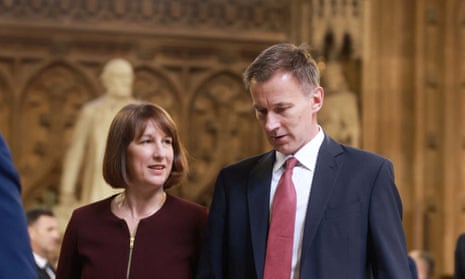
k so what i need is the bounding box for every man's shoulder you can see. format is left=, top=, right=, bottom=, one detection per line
left=343, top=145, right=389, bottom=162
left=324, top=136, right=391, bottom=164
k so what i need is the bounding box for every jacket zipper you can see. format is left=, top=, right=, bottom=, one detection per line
left=126, top=235, right=135, bottom=279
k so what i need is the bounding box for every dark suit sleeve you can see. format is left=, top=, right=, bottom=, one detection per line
left=196, top=170, right=227, bottom=279
left=455, top=234, right=465, bottom=279
left=368, top=160, right=412, bottom=279
left=0, top=134, right=37, bottom=279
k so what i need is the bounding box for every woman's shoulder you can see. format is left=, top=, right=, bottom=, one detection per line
left=166, top=194, right=208, bottom=217
left=71, top=195, right=115, bottom=220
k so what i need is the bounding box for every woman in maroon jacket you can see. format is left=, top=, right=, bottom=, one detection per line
left=56, top=103, right=208, bottom=279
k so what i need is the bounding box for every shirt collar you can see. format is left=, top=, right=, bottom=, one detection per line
left=274, top=126, right=325, bottom=172
left=33, top=252, right=48, bottom=268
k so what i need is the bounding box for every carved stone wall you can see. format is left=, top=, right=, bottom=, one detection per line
left=311, top=0, right=363, bottom=147
left=0, top=0, right=289, bottom=41
left=0, top=0, right=295, bottom=208
left=362, top=0, right=465, bottom=277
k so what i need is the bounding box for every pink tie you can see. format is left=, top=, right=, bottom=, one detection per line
left=263, top=157, right=298, bottom=279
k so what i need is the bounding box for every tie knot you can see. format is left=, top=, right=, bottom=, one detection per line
left=285, top=157, right=298, bottom=170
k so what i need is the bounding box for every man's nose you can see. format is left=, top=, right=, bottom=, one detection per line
left=264, top=113, right=280, bottom=132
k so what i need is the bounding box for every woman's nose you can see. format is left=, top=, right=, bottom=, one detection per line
left=152, top=143, right=166, bottom=159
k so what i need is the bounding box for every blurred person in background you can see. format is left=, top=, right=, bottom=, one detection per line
left=409, top=250, right=434, bottom=279
left=27, top=208, right=60, bottom=279
left=454, top=234, right=465, bottom=279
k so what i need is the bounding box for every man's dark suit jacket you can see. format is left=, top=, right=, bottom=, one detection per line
left=36, top=263, right=54, bottom=279
left=0, top=134, right=37, bottom=278
left=454, top=233, right=465, bottom=279
left=197, top=136, right=411, bottom=279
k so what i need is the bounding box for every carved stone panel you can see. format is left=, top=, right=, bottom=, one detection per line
left=187, top=72, right=261, bottom=205
left=133, top=66, right=181, bottom=123
left=16, top=62, right=96, bottom=204
left=0, top=70, right=12, bottom=140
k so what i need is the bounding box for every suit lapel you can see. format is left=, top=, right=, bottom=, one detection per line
left=299, top=136, right=343, bottom=276
left=36, top=263, right=51, bottom=279
left=248, top=151, right=275, bottom=279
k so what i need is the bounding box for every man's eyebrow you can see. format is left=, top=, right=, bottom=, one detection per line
left=273, top=102, right=293, bottom=107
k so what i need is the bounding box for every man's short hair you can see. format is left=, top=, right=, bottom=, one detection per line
left=26, top=208, right=54, bottom=226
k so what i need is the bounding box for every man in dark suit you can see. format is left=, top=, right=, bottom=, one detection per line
left=196, top=43, right=412, bottom=278
left=0, top=134, right=37, bottom=278
left=27, top=208, right=60, bottom=279
left=454, top=233, right=465, bottom=279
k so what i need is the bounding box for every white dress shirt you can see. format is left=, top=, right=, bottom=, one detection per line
left=33, top=252, right=56, bottom=279
left=270, top=128, right=324, bottom=279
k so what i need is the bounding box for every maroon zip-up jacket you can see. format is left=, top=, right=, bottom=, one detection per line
left=57, top=194, right=207, bottom=279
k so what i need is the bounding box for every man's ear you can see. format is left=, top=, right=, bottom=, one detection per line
left=312, top=87, right=324, bottom=112
left=27, top=226, right=34, bottom=240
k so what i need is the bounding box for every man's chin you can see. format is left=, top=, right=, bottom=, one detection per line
left=272, top=143, right=295, bottom=155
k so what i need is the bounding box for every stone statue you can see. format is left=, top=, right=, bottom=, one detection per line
left=55, top=58, right=138, bottom=228
left=318, top=61, right=361, bottom=147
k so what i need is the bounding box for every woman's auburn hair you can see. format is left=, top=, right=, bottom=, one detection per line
left=102, top=103, right=188, bottom=189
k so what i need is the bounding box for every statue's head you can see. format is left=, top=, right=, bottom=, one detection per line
left=321, top=61, right=348, bottom=93
left=101, top=58, right=134, bottom=97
